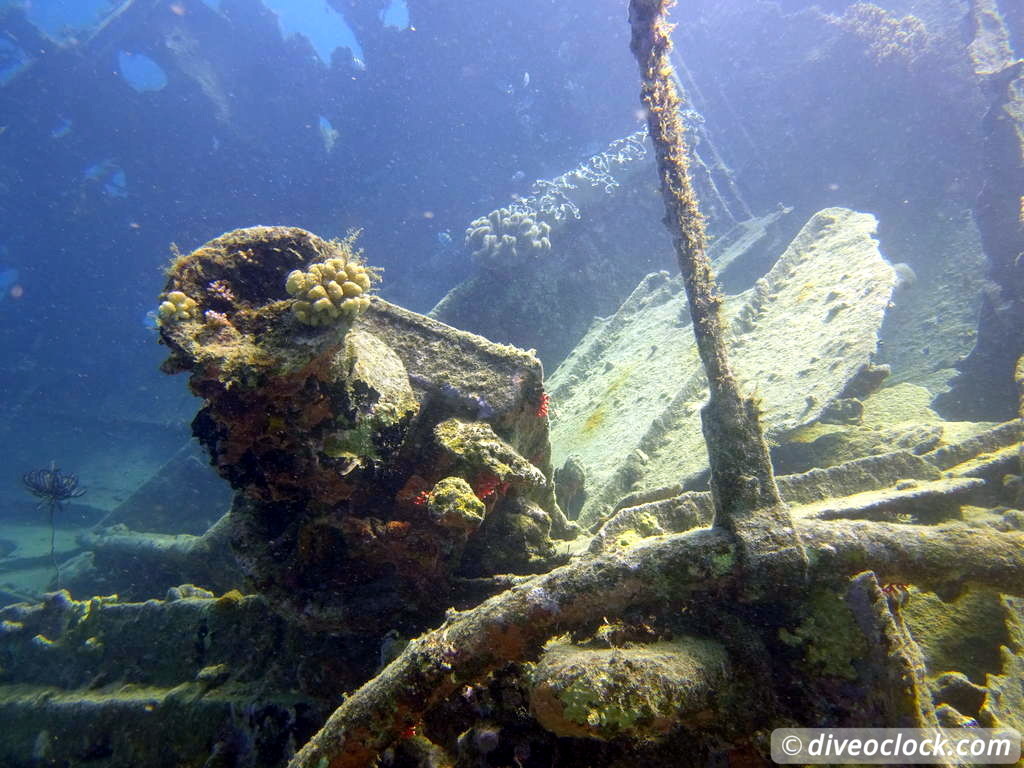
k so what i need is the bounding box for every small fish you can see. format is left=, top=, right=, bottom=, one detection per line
left=522, top=71, right=530, bottom=88
left=0, top=267, right=18, bottom=300
left=319, top=116, right=339, bottom=154
left=511, top=170, right=525, bottom=182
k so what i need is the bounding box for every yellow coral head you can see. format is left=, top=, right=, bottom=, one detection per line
left=155, top=290, right=199, bottom=326
left=285, top=256, right=377, bottom=326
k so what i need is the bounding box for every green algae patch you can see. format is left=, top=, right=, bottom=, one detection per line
left=903, top=587, right=1009, bottom=684
left=605, top=510, right=664, bottom=551
left=615, top=529, right=646, bottom=550
left=323, top=420, right=381, bottom=462
left=434, top=418, right=546, bottom=488
left=710, top=551, right=735, bottom=577
left=426, top=477, right=486, bottom=531
left=778, top=587, right=867, bottom=679
left=560, top=678, right=646, bottom=733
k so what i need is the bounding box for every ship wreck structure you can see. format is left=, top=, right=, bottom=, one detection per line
left=1, top=0, right=1023, bottom=766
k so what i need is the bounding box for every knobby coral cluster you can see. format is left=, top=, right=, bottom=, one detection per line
left=285, top=256, right=375, bottom=325
left=155, top=290, right=199, bottom=326
left=152, top=229, right=378, bottom=350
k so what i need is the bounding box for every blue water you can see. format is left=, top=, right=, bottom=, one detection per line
left=0, top=0, right=639, bottom=545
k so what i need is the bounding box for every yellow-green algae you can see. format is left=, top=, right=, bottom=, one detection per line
left=426, top=477, right=485, bottom=530
left=433, top=418, right=540, bottom=484
left=529, top=637, right=729, bottom=741
left=319, top=329, right=419, bottom=463
left=903, top=587, right=1009, bottom=684
left=323, top=420, right=381, bottom=462
left=778, top=587, right=867, bottom=679
left=580, top=363, right=636, bottom=437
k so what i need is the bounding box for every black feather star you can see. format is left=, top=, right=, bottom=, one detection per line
left=22, top=462, right=86, bottom=588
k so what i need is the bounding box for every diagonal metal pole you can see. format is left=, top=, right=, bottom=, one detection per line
left=628, top=0, right=806, bottom=596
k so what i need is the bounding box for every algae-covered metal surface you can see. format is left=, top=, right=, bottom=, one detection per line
left=549, top=208, right=897, bottom=525
left=154, top=226, right=572, bottom=635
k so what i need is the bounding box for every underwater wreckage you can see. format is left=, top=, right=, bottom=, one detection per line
left=1, top=3, right=1024, bottom=768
